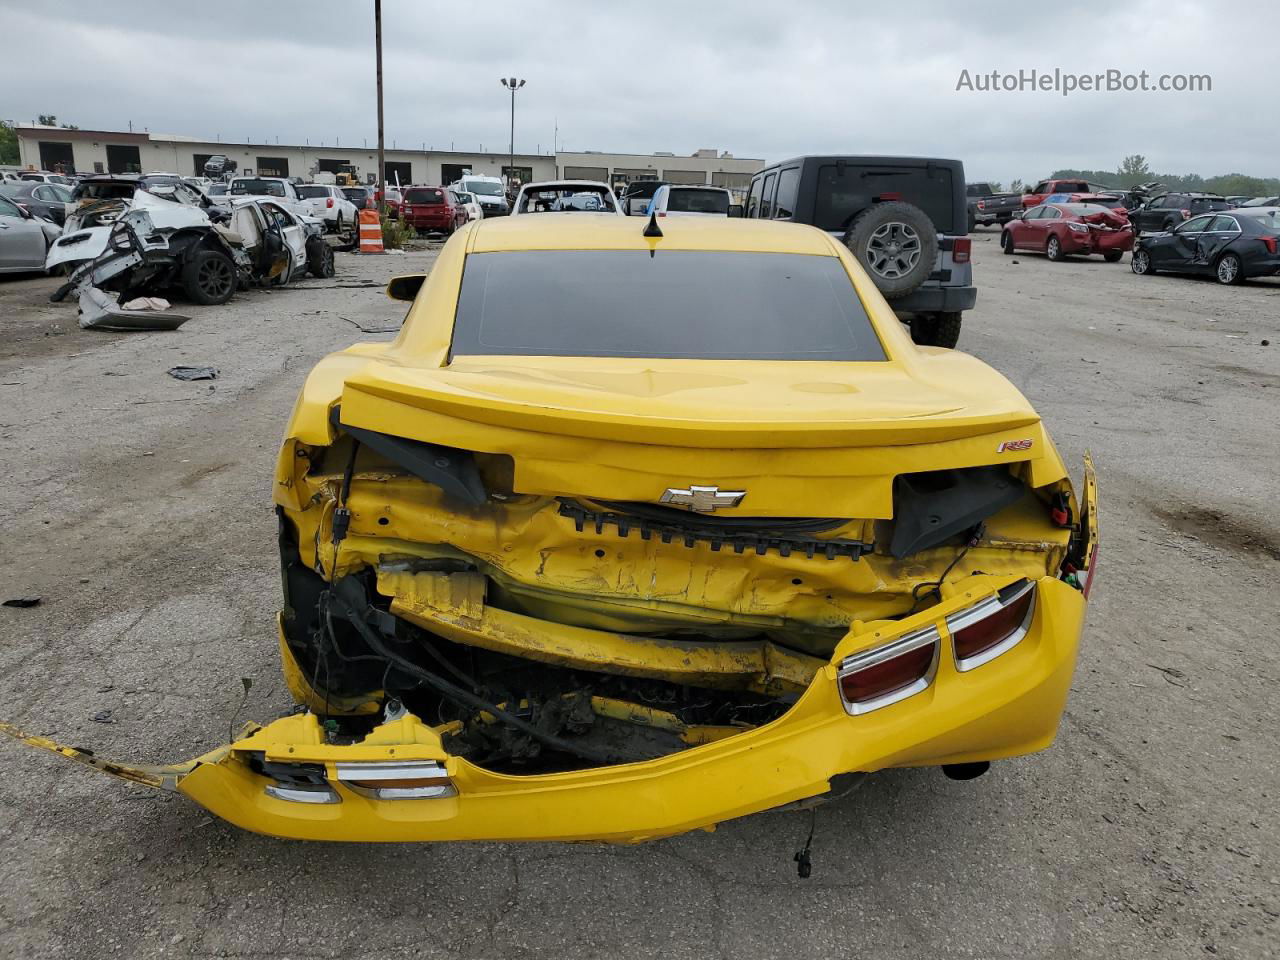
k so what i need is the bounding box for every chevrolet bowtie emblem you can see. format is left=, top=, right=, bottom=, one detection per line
left=659, top=484, right=747, bottom=513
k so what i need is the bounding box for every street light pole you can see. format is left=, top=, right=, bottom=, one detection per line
left=500, top=77, right=525, bottom=190
left=375, top=0, right=385, bottom=216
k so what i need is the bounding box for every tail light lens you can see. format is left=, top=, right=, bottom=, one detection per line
left=837, top=627, right=938, bottom=714
left=947, top=580, right=1036, bottom=671
left=1259, top=235, right=1277, bottom=254
left=335, top=761, right=456, bottom=800
left=952, top=236, right=971, bottom=263
left=326, top=197, right=334, bottom=208
left=976, top=200, right=986, bottom=210
left=1181, top=209, right=1191, bottom=219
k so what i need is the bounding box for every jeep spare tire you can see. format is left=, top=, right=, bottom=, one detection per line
left=844, top=201, right=938, bottom=299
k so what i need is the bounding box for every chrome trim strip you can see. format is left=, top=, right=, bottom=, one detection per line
left=264, top=784, right=341, bottom=804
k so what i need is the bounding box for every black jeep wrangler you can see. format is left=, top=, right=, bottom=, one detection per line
left=744, top=156, right=975, bottom=348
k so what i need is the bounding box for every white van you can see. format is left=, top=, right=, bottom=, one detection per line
left=449, top=175, right=508, bottom=217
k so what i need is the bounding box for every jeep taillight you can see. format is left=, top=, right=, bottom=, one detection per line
left=947, top=580, right=1036, bottom=671
left=952, top=236, right=971, bottom=263
left=837, top=627, right=938, bottom=714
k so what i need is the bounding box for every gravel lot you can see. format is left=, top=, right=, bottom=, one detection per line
left=0, top=232, right=1276, bottom=959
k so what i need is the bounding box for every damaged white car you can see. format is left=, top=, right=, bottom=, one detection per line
left=49, top=193, right=335, bottom=328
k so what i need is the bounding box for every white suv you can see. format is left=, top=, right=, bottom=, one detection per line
left=295, top=184, right=359, bottom=232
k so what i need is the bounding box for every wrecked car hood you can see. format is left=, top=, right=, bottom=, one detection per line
left=49, top=191, right=214, bottom=271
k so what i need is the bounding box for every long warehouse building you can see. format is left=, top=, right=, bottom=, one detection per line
left=12, top=125, right=763, bottom=191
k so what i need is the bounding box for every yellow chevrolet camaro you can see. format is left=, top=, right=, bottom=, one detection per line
left=5, top=215, right=1097, bottom=843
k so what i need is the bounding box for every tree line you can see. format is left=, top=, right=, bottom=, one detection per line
left=988, top=156, right=1278, bottom=197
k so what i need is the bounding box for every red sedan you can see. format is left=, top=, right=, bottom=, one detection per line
left=1001, top=203, right=1133, bottom=262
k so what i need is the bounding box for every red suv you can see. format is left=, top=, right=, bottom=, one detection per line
left=400, top=186, right=468, bottom=234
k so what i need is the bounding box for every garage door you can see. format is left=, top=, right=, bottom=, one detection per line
left=563, top=166, right=608, bottom=181
left=661, top=169, right=706, bottom=184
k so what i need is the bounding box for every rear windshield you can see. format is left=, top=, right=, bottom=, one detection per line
left=74, top=181, right=137, bottom=201
left=1240, top=211, right=1280, bottom=230
left=404, top=188, right=444, bottom=204
left=464, top=180, right=504, bottom=196
left=231, top=179, right=286, bottom=197
left=625, top=181, right=663, bottom=198
left=667, top=188, right=730, bottom=214
left=451, top=251, right=885, bottom=361
left=815, top=164, right=956, bottom=234
left=1190, top=197, right=1230, bottom=211
left=341, top=187, right=368, bottom=201
left=296, top=185, right=330, bottom=199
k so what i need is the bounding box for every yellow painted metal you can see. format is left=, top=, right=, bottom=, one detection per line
left=2, top=575, right=1086, bottom=842
left=379, top=569, right=824, bottom=695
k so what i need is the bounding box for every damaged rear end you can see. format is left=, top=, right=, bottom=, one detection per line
left=4, top=219, right=1098, bottom=842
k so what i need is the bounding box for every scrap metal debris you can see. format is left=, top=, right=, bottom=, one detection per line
left=167, top=366, right=219, bottom=381
left=2, top=597, right=42, bottom=608
left=79, top=286, right=190, bottom=332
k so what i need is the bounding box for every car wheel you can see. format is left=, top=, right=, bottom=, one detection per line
left=967, top=210, right=976, bottom=233
left=908, top=312, right=962, bottom=349
left=1001, top=231, right=1015, bottom=255
left=306, top=236, right=335, bottom=278
left=844, top=201, right=939, bottom=300
left=181, top=249, right=236, bottom=305
left=1131, top=248, right=1154, bottom=275
left=1215, top=252, right=1242, bottom=285
left=1103, top=250, right=1124, bottom=263
left=1046, top=235, right=1063, bottom=261
left=334, top=213, right=344, bottom=235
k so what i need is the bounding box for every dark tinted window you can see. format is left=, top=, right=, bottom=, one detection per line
left=815, top=164, right=956, bottom=233
left=341, top=187, right=369, bottom=202
left=1189, top=197, right=1229, bottom=212
left=667, top=188, right=729, bottom=214
left=451, top=251, right=885, bottom=361
left=404, top=188, right=445, bottom=204
left=296, top=185, right=330, bottom=199
left=773, top=168, right=800, bottom=219
left=231, top=178, right=286, bottom=197
left=966, top=183, right=991, bottom=197
left=73, top=180, right=137, bottom=201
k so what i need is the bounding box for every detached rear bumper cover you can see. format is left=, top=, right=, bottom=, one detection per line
left=2, top=575, right=1086, bottom=843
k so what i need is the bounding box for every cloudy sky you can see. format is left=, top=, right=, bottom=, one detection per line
left=2, top=0, right=1271, bottom=184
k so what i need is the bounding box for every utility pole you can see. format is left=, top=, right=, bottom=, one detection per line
left=375, top=0, right=385, bottom=213
left=501, top=77, right=525, bottom=189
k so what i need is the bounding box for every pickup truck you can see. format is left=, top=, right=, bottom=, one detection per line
left=1021, top=178, right=1097, bottom=208
left=966, top=182, right=1021, bottom=230
left=745, top=155, right=974, bottom=348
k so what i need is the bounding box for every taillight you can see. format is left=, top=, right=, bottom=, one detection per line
left=952, top=236, right=971, bottom=262
left=335, top=761, right=456, bottom=800
left=326, top=197, right=334, bottom=208
left=837, top=627, right=938, bottom=714
left=947, top=580, right=1036, bottom=672
left=1260, top=235, right=1278, bottom=254
left=1181, top=209, right=1191, bottom=219
left=977, top=200, right=986, bottom=210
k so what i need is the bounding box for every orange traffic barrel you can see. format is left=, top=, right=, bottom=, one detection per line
left=357, top=208, right=384, bottom=254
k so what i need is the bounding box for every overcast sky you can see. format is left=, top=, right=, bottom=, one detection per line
left=2, top=0, right=1272, bottom=185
